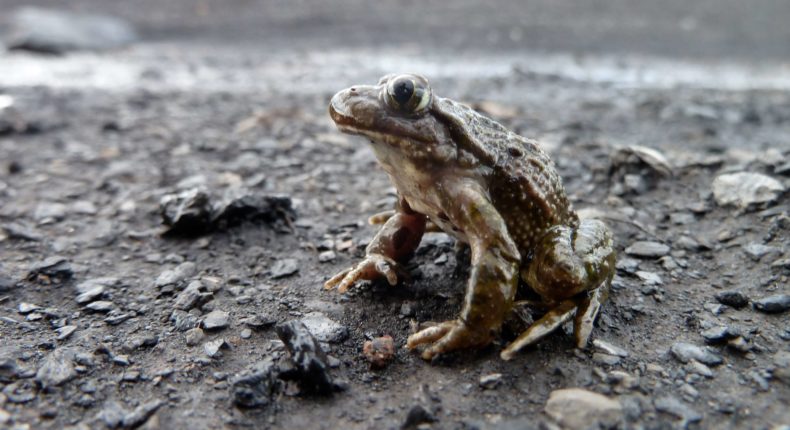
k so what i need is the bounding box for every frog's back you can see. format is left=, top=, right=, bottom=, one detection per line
left=436, top=98, right=577, bottom=254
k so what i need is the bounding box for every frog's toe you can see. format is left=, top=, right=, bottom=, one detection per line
left=573, top=286, right=606, bottom=349
left=323, top=254, right=401, bottom=293
left=408, top=320, right=491, bottom=360
left=500, top=300, right=577, bottom=361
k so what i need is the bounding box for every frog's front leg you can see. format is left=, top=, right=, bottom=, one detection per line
left=324, top=201, right=426, bottom=293
left=500, top=219, right=615, bottom=360
left=407, top=182, right=520, bottom=360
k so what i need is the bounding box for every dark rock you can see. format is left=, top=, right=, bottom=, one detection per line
left=161, top=187, right=295, bottom=236
left=402, top=404, right=437, bottom=429
left=27, top=256, right=73, bottom=284
left=6, top=7, right=138, bottom=54
left=714, top=290, right=749, bottom=308
left=213, top=190, right=294, bottom=229
left=270, top=258, right=299, bottom=279
left=160, top=188, right=214, bottom=236
left=36, top=348, right=76, bottom=389
left=753, top=294, right=790, bottom=313
left=402, top=385, right=439, bottom=429
left=0, top=355, right=21, bottom=382
left=670, top=342, right=723, bottom=366
left=231, top=359, right=280, bottom=408
left=122, top=335, right=159, bottom=352
left=276, top=320, right=340, bottom=395
left=363, top=335, right=396, bottom=369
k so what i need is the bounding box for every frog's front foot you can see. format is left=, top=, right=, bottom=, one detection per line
left=406, top=319, right=493, bottom=360
left=324, top=254, right=404, bottom=293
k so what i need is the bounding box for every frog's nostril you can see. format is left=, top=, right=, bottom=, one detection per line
left=350, top=87, right=357, bottom=93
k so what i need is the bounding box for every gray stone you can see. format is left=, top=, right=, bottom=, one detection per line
left=36, top=348, right=76, bottom=389
left=204, top=339, right=229, bottom=358
left=753, top=294, right=790, bottom=314
left=170, top=310, right=199, bottom=332
left=654, top=395, right=702, bottom=423
left=174, top=280, right=212, bottom=311
left=625, top=241, right=670, bottom=258
left=301, top=312, right=348, bottom=343
left=155, top=262, right=197, bottom=290
left=712, top=172, right=784, bottom=209
left=742, top=243, right=780, bottom=261
left=772, top=351, right=790, bottom=385
left=685, top=360, right=714, bottom=378
left=74, top=277, right=117, bottom=304
left=6, top=7, right=138, bottom=53
left=17, top=302, right=41, bottom=314
left=202, top=310, right=230, bottom=330
left=231, top=359, right=280, bottom=408
left=701, top=326, right=739, bottom=344
left=545, top=388, right=623, bottom=430
left=593, top=353, right=622, bottom=366
left=635, top=270, right=662, bottom=285
left=56, top=325, right=77, bottom=340
left=121, top=400, right=163, bottom=429
left=318, top=250, right=336, bottom=263
left=185, top=328, right=205, bottom=346
left=270, top=258, right=299, bottom=279
left=85, top=301, right=115, bottom=313
left=670, top=342, right=723, bottom=366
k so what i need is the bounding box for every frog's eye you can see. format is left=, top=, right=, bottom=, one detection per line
left=384, top=75, right=431, bottom=114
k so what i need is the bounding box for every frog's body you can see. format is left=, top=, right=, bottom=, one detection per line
left=325, top=74, right=616, bottom=360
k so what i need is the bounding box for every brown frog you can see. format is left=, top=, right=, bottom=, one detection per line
left=325, top=74, right=616, bottom=360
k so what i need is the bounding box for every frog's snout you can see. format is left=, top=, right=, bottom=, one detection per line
left=329, top=85, right=379, bottom=132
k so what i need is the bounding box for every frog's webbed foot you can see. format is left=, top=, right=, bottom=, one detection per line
left=324, top=254, right=405, bottom=293
left=406, top=319, right=493, bottom=361
left=500, top=285, right=607, bottom=360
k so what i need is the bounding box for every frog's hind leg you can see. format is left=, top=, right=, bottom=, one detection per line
left=500, top=299, right=576, bottom=360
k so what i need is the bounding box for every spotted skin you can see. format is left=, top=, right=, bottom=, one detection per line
left=325, top=74, right=616, bottom=360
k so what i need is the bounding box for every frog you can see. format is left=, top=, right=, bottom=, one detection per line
left=324, top=74, right=616, bottom=361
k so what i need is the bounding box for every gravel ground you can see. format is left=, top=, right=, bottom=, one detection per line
left=0, top=2, right=789, bottom=429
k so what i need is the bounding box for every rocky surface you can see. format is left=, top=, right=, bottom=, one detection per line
left=1, top=1, right=789, bottom=429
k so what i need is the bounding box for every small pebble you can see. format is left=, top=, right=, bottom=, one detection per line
left=715, top=290, right=749, bottom=308
left=363, top=335, right=395, bottom=369
left=479, top=373, right=503, bottom=389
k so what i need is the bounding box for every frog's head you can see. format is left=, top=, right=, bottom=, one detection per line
left=329, top=74, right=457, bottom=162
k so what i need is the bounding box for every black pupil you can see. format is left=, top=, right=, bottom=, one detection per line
left=391, top=79, right=414, bottom=106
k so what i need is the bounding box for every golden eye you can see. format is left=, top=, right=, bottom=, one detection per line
left=384, top=75, right=431, bottom=114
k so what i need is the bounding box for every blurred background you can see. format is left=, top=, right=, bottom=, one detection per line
left=1, top=0, right=790, bottom=91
